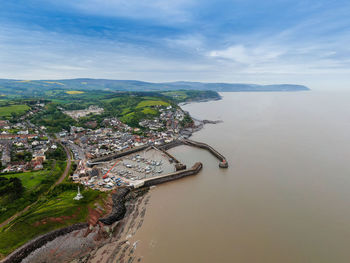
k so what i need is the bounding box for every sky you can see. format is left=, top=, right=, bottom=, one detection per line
left=1, top=0, right=350, bottom=89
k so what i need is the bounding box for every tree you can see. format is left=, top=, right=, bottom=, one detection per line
left=46, top=145, right=66, bottom=161
left=0, top=177, right=24, bottom=200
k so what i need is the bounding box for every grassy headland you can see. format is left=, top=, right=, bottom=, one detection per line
left=0, top=184, right=107, bottom=257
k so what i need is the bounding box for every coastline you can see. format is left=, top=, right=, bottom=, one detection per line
left=21, top=189, right=151, bottom=263
left=1, top=97, right=223, bottom=263
left=178, top=95, right=222, bottom=107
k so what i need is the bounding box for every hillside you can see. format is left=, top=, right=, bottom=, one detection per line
left=0, top=79, right=309, bottom=98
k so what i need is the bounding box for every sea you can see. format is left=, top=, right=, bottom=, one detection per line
left=127, top=91, right=350, bottom=263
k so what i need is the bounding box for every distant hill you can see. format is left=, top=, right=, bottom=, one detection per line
left=0, top=78, right=309, bottom=97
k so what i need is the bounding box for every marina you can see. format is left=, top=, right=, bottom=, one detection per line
left=71, top=138, right=227, bottom=191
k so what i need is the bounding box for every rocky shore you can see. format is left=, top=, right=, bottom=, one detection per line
left=99, top=188, right=130, bottom=225
left=19, top=188, right=150, bottom=263
left=2, top=223, right=89, bottom=263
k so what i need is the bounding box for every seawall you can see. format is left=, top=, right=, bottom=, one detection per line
left=1, top=223, right=88, bottom=263
left=99, top=188, right=130, bottom=225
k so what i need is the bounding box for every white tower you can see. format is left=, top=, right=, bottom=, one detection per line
left=73, top=186, right=83, bottom=200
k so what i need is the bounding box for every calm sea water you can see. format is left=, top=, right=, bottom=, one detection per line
left=129, top=91, right=350, bottom=263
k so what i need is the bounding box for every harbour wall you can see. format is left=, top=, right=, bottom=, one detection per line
left=88, top=140, right=184, bottom=167
left=88, top=139, right=228, bottom=168
left=154, top=146, right=181, bottom=164
left=158, top=140, right=183, bottom=151
left=141, top=162, right=202, bottom=187
left=88, top=145, right=149, bottom=166
left=182, top=139, right=228, bottom=168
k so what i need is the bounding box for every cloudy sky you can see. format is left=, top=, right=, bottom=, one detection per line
left=1, top=0, right=350, bottom=89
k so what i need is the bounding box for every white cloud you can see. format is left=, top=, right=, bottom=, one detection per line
left=208, top=45, right=284, bottom=65
left=2, top=4, right=350, bottom=91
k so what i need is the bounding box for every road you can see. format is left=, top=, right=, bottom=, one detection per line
left=53, top=142, right=72, bottom=186
left=66, top=141, right=86, bottom=161
left=0, top=142, right=72, bottom=229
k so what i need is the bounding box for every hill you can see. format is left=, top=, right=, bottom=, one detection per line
left=0, top=79, right=309, bottom=98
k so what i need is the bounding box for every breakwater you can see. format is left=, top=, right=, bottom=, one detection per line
left=141, top=162, right=202, bottom=187
left=1, top=223, right=88, bottom=263
left=154, top=146, right=181, bottom=164
left=182, top=139, right=228, bottom=168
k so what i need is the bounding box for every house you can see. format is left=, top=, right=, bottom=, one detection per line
left=0, top=120, right=9, bottom=128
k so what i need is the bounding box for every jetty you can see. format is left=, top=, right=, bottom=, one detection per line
left=182, top=139, right=228, bottom=168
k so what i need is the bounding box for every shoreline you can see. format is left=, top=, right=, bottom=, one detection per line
left=1, top=98, right=224, bottom=262
left=178, top=96, right=222, bottom=107
left=21, top=189, right=151, bottom=263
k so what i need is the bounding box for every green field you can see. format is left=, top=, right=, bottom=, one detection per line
left=142, top=107, right=158, bottom=115
left=161, top=90, right=221, bottom=102
left=161, top=91, right=188, bottom=100
left=0, top=104, right=30, bottom=117
left=0, top=186, right=106, bottom=257
left=3, top=170, right=50, bottom=190
left=136, top=100, right=170, bottom=108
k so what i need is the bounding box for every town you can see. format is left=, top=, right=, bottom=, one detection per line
left=0, top=101, right=194, bottom=191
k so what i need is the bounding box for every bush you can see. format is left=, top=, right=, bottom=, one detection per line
left=0, top=177, right=24, bottom=200
left=46, top=145, right=66, bottom=161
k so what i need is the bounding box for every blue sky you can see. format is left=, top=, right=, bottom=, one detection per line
left=1, top=0, right=350, bottom=89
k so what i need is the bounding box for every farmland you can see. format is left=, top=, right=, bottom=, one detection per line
left=65, top=90, right=85, bottom=95
left=0, top=104, right=30, bottom=118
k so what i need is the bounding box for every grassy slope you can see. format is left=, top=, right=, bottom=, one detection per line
left=3, top=170, right=50, bottom=190
left=0, top=160, right=108, bottom=257
left=0, top=161, right=66, bottom=223
left=136, top=100, right=170, bottom=108
left=161, top=90, right=221, bottom=102
left=0, top=187, right=106, bottom=256
left=141, top=108, right=158, bottom=115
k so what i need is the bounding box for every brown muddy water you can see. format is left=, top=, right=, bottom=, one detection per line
left=127, top=91, right=350, bottom=263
